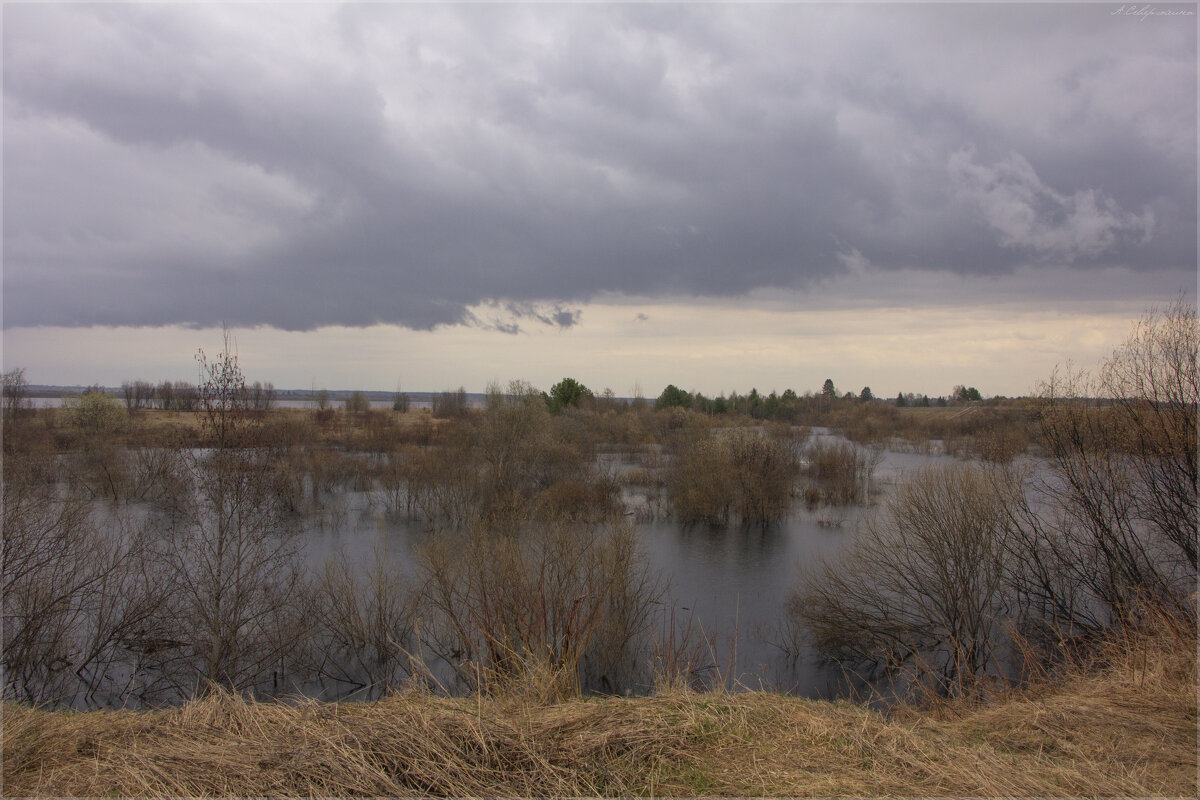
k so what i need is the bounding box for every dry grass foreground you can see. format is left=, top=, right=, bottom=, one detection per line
left=4, top=618, right=1195, bottom=798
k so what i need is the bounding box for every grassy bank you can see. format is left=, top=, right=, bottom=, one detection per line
left=4, top=616, right=1194, bottom=797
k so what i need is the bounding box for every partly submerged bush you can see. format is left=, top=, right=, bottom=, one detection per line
left=666, top=428, right=801, bottom=526
left=802, top=439, right=879, bottom=508
left=792, top=463, right=1019, bottom=697
left=417, top=521, right=661, bottom=698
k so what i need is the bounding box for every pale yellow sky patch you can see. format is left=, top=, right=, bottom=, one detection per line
left=1, top=299, right=1148, bottom=399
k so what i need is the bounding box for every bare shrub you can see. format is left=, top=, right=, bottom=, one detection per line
left=65, top=391, right=127, bottom=436
left=403, top=382, right=607, bottom=530
left=620, top=467, right=661, bottom=488
left=373, top=449, right=411, bottom=516
left=349, top=409, right=402, bottom=452
left=802, top=439, right=879, bottom=508
left=257, top=410, right=314, bottom=449
left=835, top=401, right=900, bottom=445
left=792, top=463, right=1019, bottom=697
left=417, top=522, right=660, bottom=698
left=474, top=381, right=557, bottom=526
left=666, top=434, right=735, bottom=525
left=666, top=428, right=801, bottom=526
left=580, top=404, right=651, bottom=449
left=60, top=441, right=132, bottom=502
left=344, top=390, right=370, bottom=418
left=652, top=406, right=692, bottom=440
left=727, top=429, right=802, bottom=525
left=1004, top=301, right=1197, bottom=641
left=650, top=605, right=721, bottom=693
left=307, top=544, right=418, bottom=698
left=127, top=445, right=192, bottom=513
left=149, top=453, right=311, bottom=698
left=2, top=454, right=164, bottom=707
left=533, top=476, right=621, bottom=524
left=404, top=434, right=483, bottom=527
left=970, top=425, right=1029, bottom=463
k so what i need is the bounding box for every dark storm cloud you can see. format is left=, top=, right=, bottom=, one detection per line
left=3, top=3, right=1195, bottom=331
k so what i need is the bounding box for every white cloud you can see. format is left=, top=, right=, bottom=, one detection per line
left=949, top=148, right=1155, bottom=261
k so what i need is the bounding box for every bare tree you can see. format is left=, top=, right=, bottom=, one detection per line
left=155, top=380, right=199, bottom=411
left=247, top=381, right=276, bottom=412
left=1099, top=298, right=1197, bottom=570
left=196, top=329, right=249, bottom=448
left=2, top=367, right=31, bottom=449
left=151, top=333, right=309, bottom=695
left=122, top=380, right=156, bottom=412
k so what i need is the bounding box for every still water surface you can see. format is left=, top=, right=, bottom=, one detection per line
left=301, top=438, right=956, bottom=698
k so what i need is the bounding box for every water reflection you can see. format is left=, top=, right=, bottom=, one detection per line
left=14, top=432, right=965, bottom=708
left=291, top=437, right=962, bottom=700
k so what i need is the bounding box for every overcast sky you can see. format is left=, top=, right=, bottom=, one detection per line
left=3, top=2, right=1195, bottom=397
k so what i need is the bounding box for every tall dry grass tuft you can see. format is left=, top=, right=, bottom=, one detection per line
left=4, top=612, right=1194, bottom=797
left=2, top=689, right=711, bottom=797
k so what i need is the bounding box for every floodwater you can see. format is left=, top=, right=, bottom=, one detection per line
left=14, top=427, right=962, bottom=707
left=298, top=434, right=959, bottom=698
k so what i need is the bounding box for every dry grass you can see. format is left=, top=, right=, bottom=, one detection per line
left=26, top=407, right=449, bottom=451
left=4, top=615, right=1194, bottom=797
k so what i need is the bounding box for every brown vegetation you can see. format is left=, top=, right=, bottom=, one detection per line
left=666, top=426, right=803, bottom=526
left=791, top=299, right=1197, bottom=696
left=417, top=521, right=660, bottom=698
left=2, top=303, right=1193, bottom=798
left=4, top=610, right=1193, bottom=797
left=793, top=463, right=1018, bottom=692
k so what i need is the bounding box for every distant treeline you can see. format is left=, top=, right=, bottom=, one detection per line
left=21, top=379, right=991, bottom=417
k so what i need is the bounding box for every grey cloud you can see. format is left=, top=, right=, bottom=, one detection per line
left=459, top=301, right=581, bottom=336
left=3, top=3, right=1194, bottom=331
